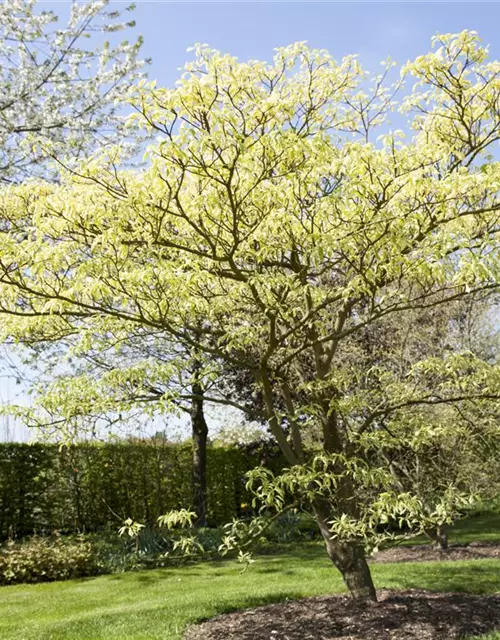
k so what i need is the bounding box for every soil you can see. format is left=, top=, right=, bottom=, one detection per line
left=184, top=589, right=500, bottom=640
left=374, top=541, right=500, bottom=563
left=185, top=544, right=500, bottom=639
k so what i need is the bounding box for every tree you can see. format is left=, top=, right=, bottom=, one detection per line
left=11, top=329, right=216, bottom=526
left=1, top=32, right=500, bottom=600
left=15, top=328, right=269, bottom=526
left=362, top=295, right=500, bottom=550
left=0, top=0, right=146, bottom=183
left=370, top=402, right=500, bottom=550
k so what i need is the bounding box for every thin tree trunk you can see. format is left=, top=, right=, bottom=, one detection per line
left=314, top=503, right=377, bottom=601
left=429, top=524, right=449, bottom=551
left=191, top=374, right=208, bottom=528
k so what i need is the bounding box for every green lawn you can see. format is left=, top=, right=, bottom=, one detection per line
left=384, top=508, right=500, bottom=547
left=1, top=545, right=499, bottom=640
left=451, top=511, right=500, bottom=544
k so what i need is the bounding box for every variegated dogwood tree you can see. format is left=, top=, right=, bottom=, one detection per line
left=1, top=31, right=500, bottom=600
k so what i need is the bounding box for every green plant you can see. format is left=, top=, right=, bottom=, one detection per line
left=0, top=535, right=101, bottom=585
left=266, top=511, right=319, bottom=543
left=0, top=442, right=284, bottom=541
left=4, top=31, right=500, bottom=601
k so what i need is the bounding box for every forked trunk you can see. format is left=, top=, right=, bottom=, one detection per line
left=191, top=378, right=208, bottom=528
left=314, top=505, right=377, bottom=601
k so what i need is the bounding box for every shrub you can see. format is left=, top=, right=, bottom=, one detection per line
left=0, top=534, right=102, bottom=585
left=0, top=528, right=219, bottom=585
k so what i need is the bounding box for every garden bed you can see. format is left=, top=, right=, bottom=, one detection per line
left=374, top=542, right=500, bottom=563
left=185, top=589, right=500, bottom=640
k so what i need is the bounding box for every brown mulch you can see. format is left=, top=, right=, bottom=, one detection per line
left=374, top=541, right=500, bottom=563
left=184, top=589, right=500, bottom=640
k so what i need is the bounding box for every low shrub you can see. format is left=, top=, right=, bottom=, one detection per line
left=0, top=529, right=210, bottom=585
left=265, top=511, right=320, bottom=543
left=0, top=534, right=102, bottom=585
left=0, top=513, right=320, bottom=586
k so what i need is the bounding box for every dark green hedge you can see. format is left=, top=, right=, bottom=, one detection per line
left=0, top=442, right=284, bottom=540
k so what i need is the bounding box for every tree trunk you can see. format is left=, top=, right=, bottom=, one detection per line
left=429, top=524, right=448, bottom=551
left=191, top=378, right=208, bottom=528
left=314, top=504, right=377, bottom=601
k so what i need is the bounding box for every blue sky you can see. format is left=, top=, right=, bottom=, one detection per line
left=43, top=1, right=500, bottom=85
left=135, top=1, right=500, bottom=81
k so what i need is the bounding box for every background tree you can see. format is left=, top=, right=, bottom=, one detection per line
left=14, top=327, right=269, bottom=526
left=1, top=32, right=500, bottom=601
left=0, top=0, right=146, bottom=183
left=12, top=328, right=220, bottom=526
left=360, top=294, right=500, bottom=550
left=0, top=0, right=148, bottom=423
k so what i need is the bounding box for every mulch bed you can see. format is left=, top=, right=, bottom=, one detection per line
left=374, top=541, right=500, bottom=563
left=184, top=589, right=500, bottom=639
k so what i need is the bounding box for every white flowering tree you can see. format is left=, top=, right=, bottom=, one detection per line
left=0, top=0, right=146, bottom=183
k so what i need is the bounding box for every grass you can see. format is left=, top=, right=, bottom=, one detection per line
left=1, top=510, right=499, bottom=640
left=385, top=507, right=500, bottom=547
left=451, top=511, right=500, bottom=544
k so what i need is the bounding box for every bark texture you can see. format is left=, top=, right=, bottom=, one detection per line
left=315, top=504, right=377, bottom=601
left=430, top=524, right=449, bottom=551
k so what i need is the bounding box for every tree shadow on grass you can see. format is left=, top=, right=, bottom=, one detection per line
left=452, top=513, right=500, bottom=543
left=104, top=545, right=326, bottom=585
left=253, top=567, right=297, bottom=575
left=106, top=568, right=208, bottom=584
left=254, top=543, right=325, bottom=560
left=191, top=590, right=307, bottom=624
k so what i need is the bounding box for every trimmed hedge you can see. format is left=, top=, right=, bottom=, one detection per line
left=0, top=441, right=283, bottom=540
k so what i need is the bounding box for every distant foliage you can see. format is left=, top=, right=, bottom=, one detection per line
left=0, top=442, right=284, bottom=539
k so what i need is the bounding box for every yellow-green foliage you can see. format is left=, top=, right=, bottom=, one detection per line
left=1, top=31, right=500, bottom=559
